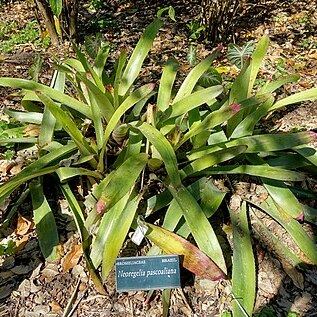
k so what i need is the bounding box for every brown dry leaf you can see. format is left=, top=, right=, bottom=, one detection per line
left=61, top=244, right=83, bottom=273
left=308, top=53, right=317, bottom=59
left=24, top=124, right=40, bottom=137
left=0, top=160, right=14, bottom=174
left=9, top=163, right=23, bottom=176
left=50, top=301, right=62, bottom=313
left=16, top=214, right=34, bottom=236
left=15, top=235, right=29, bottom=252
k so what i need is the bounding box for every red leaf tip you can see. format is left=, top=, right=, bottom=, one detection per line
left=309, top=131, right=317, bottom=140
left=105, top=85, right=114, bottom=92
left=295, top=211, right=304, bottom=222
left=231, top=103, right=241, bottom=112
left=96, top=199, right=106, bottom=214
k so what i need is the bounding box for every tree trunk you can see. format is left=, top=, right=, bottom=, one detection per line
left=34, top=0, right=59, bottom=45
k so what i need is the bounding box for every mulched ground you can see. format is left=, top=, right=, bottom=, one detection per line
left=0, top=0, right=317, bottom=316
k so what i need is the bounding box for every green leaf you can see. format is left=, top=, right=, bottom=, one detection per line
left=157, top=58, right=179, bottom=112
left=60, top=183, right=88, bottom=241
left=231, top=95, right=274, bottom=138
left=198, top=67, right=222, bottom=88
left=94, top=43, right=111, bottom=79
left=247, top=35, right=269, bottom=95
left=0, top=78, right=92, bottom=118
left=96, top=153, right=147, bottom=213
left=227, top=41, right=254, bottom=69
left=39, top=70, right=65, bottom=147
left=132, top=121, right=181, bottom=187
left=175, top=101, right=240, bottom=149
left=90, top=192, right=130, bottom=268
left=49, top=0, right=62, bottom=16
left=72, top=42, right=104, bottom=91
left=258, top=74, right=300, bottom=95
left=4, top=109, right=43, bottom=124
left=168, top=184, right=227, bottom=273
left=113, top=46, right=128, bottom=109
left=56, top=167, right=103, bottom=183
left=252, top=210, right=304, bottom=267
left=101, top=192, right=141, bottom=280
left=270, top=87, right=317, bottom=112
left=99, top=84, right=155, bottom=171
left=30, top=181, right=60, bottom=261
left=263, top=178, right=305, bottom=219
left=162, top=289, right=171, bottom=317
left=181, top=146, right=248, bottom=179
left=161, top=85, right=223, bottom=121
left=119, top=19, right=164, bottom=97
left=173, top=49, right=221, bottom=103
left=294, top=144, right=317, bottom=167
left=256, top=197, right=317, bottom=264
left=157, top=6, right=176, bottom=21
left=199, top=165, right=304, bottom=182
left=228, top=131, right=315, bottom=153
left=230, top=201, right=256, bottom=317
left=35, top=91, right=96, bottom=160
left=76, top=72, right=115, bottom=122
left=187, top=44, right=197, bottom=66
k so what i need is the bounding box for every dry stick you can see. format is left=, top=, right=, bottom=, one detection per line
left=62, top=278, right=81, bottom=317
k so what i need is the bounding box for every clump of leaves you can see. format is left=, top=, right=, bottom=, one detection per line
left=0, top=17, right=317, bottom=317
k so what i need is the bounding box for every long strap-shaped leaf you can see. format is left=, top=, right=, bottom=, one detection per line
left=39, top=70, right=65, bottom=147
left=113, top=47, right=127, bottom=109
left=76, top=72, right=115, bottom=122
left=157, top=58, right=179, bottom=112
left=30, top=181, right=60, bottom=262
left=187, top=131, right=316, bottom=161
left=35, top=91, right=96, bottom=161
left=229, top=201, right=256, bottom=317
left=258, top=74, right=300, bottom=95
left=173, top=48, right=221, bottom=103
left=133, top=122, right=226, bottom=272
left=101, top=192, right=141, bottom=280
left=180, top=146, right=247, bottom=179
left=254, top=197, right=317, bottom=264
left=199, top=165, right=304, bottom=182
left=161, top=85, right=223, bottom=122
left=247, top=154, right=306, bottom=219
left=59, top=184, right=106, bottom=294
left=96, top=153, right=148, bottom=213
left=0, top=143, right=77, bottom=203
left=175, top=98, right=251, bottom=149
left=270, top=87, right=317, bottom=112
left=90, top=192, right=130, bottom=268
left=145, top=223, right=225, bottom=280
left=247, top=35, right=269, bottom=96
left=0, top=78, right=92, bottom=118
left=98, top=83, right=155, bottom=171
left=119, top=18, right=164, bottom=97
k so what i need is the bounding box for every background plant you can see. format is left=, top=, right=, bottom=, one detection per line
left=199, top=0, right=240, bottom=43
left=0, top=20, right=49, bottom=53
left=0, top=16, right=317, bottom=317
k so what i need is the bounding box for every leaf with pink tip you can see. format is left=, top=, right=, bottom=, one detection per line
left=145, top=223, right=226, bottom=281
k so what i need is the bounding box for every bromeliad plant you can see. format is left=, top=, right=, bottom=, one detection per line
left=0, top=17, right=317, bottom=316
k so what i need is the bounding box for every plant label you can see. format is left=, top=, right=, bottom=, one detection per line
left=115, top=255, right=181, bottom=292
